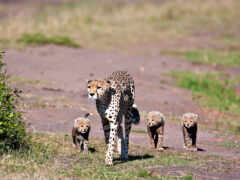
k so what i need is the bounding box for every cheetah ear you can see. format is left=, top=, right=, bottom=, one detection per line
left=181, top=114, right=185, bottom=120
left=105, top=80, right=116, bottom=94
left=195, top=114, right=199, bottom=120
left=87, top=80, right=92, bottom=84
left=105, top=80, right=112, bottom=88
left=74, top=119, right=79, bottom=128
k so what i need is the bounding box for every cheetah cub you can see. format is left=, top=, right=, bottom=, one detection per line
left=72, top=113, right=91, bottom=153
left=147, top=111, right=165, bottom=151
left=181, top=113, right=198, bottom=152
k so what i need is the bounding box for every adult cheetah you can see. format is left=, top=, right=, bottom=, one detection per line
left=87, top=71, right=140, bottom=166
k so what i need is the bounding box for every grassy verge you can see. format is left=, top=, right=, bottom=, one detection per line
left=0, top=0, right=240, bottom=50
left=169, top=71, right=240, bottom=132
left=1, top=132, right=233, bottom=179
left=18, top=33, right=80, bottom=48
left=8, top=76, right=52, bottom=86
left=161, top=50, right=240, bottom=66
left=219, top=141, right=240, bottom=149
left=170, top=71, right=240, bottom=114
left=131, top=129, right=147, bottom=134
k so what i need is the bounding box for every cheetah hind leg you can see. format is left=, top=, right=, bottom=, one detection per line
left=124, top=115, right=133, bottom=160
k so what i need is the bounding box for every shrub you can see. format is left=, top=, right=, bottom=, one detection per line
left=0, top=52, right=28, bottom=153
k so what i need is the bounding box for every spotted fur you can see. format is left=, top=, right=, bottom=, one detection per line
left=72, top=113, right=91, bottom=153
left=182, top=112, right=198, bottom=152
left=88, top=71, right=140, bottom=166
left=147, top=111, right=165, bottom=151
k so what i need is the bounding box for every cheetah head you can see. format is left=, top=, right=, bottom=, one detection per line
left=74, top=117, right=90, bottom=133
left=147, top=111, right=164, bottom=127
left=87, top=80, right=111, bottom=100
left=182, top=113, right=198, bottom=128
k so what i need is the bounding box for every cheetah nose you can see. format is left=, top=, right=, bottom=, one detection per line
left=89, top=93, right=94, bottom=96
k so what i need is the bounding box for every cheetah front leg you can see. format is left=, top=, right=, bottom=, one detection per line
left=157, top=126, right=164, bottom=151
left=117, top=124, right=126, bottom=161
left=105, top=121, right=118, bottom=166
left=80, top=140, right=84, bottom=152
left=147, top=127, right=155, bottom=149
left=190, top=126, right=197, bottom=152
left=182, top=126, right=187, bottom=149
left=183, top=127, right=192, bottom=151
left=83, top=140, right=88, bottom=154
left=104, top=92, right=120, bottom=166
left=101, top=117, right=110, bottom=145
left=154, top=132, right=158, bottom=149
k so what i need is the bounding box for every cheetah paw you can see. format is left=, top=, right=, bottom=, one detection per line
left=158, top=147, right=164, bottom=151
left=105, top=161, right=113, bottom=166
left=83, top=150, right=89, bottom=154
left=190, top=147, right=197, bottom=152
left=186, top=147, right=197, bottom=152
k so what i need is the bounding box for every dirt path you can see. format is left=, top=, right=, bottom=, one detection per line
left=4, top=46, right=240, bottom=179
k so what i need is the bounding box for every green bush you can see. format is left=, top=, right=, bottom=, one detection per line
left=0, top=52, right=28, bottom=153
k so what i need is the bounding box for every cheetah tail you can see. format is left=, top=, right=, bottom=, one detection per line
left=84, top=112, right=93, bottom=118
left=132, top=103, right=138, bottom=108
left=131, top=104, right=140, bottom=125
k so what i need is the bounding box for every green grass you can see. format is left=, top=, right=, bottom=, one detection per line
left=8, top=76, right=52, bottom=86
left=1, top=132, right=224, bottom=179
left=162, top=50, right=240, bottom=66
left=1, top=134, right=56, bottom=175
left=169, top=71, right=240, bottom=132
left=179, top=176, right=193, bottom=180
left=18, top=33, right=80, bottom=48
left=131, top=129, right=147, bottom=134
left=219, top=141, right=240, bottom=149
left=170, top=71, right=240, bottom=114
left=0, top=0, right=240, bottom=50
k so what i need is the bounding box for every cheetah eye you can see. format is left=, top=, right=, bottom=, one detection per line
left=88, top=86, right=91, bottom=88
left=97, top=86, right=102, bottom=89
